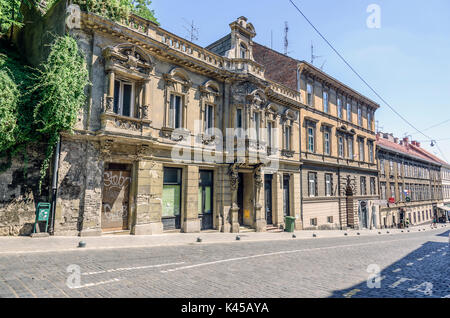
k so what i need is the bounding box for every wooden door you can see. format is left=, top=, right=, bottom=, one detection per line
left=102, top=170, right=131, bottom=231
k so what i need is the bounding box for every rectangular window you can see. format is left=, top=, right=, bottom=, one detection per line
left=205, top=104, right=214, bottom=132
left=338, top=136, right=344, bottom=158
left=380, top=158, right=385, bottom=175
left=307, top=83, right=313, bottom=106
left=162, top=168, right=182, bottom=219
left=235, top=108, right=243, bottom=137
left=310, top=218, right=318, bottom=226
left=324, top=128, right=330, bottom=155
left=368, top=111, right=372, bottom=130
left=390, top=183, right=395, bottom=200
left=368, top=141, right=374, bottom=163
left=370, top=177, right=376, bottom=195
left=327, top=216, right=333, bottom=224
left=359, top=138, right=365, bottom=162
left=308, top=172, right=317, bottom=197
left=284, top=125, right=291, bottom=150
left=381, top=182, right=387, bottom=200
left=348, top=137, right=354, bottom=160
left=254, top=112, right=260, bottom=141
left=397, top=162, right=402, bottom=177
left=399, top=184, right=404, bottom=201
left=337, top=98, right=343, bottom=119
left=307, top=126, right=315, bottom=153
left=323, top=91, right=329, bottom=113
left=360, top=177, right=367, bottom=196
left=347, top=102, right=352, bottom=122
left=114, top=79, right=134, bottom=117
left=325, top=173, right=333, bottom=197
left=267, top=121, right=273, bottom=148
left=169, top=94, right=182, bottom=129
left=358, top=106, right=362, bottom=126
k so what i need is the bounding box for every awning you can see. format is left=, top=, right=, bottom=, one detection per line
left=438, top=206, right=450, bottom=212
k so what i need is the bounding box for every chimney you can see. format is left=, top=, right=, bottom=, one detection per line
left=403, top=137, right=409, bottom=144
left=416, top=142, right=421, bottom=148
left=394, top=138, right=399, bottom=144
left=412, top=141, right=417, bottom=146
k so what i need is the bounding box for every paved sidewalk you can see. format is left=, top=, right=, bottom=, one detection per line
left=0, top=224, right=448, bottom=255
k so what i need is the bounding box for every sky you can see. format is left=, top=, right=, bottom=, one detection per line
left=151, top=0, right=450, bottom=163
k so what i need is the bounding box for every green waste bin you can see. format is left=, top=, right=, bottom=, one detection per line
left=284, top=216, right=296, bottom=233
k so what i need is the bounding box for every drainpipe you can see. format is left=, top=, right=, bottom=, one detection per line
left=48, top=136, right=61, bottom=235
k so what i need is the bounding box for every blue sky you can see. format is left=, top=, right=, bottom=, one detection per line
left=151, top=0, right=450, bottom=162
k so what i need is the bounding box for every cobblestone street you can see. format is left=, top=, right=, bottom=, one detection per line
left=0, top=228, right=448, bottom=298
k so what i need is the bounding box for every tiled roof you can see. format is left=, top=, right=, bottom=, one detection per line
left=252, top=42, right=298, bottom=91
left=376, top=136, right=447, bottom=165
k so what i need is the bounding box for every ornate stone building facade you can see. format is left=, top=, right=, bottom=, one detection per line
left=4, top=3, right=388, bottom=236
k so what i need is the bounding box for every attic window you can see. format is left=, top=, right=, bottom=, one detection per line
left=240, top=43, right=247, bottom=59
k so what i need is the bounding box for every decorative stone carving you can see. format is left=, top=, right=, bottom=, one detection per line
left=103, top=44, right=154, bottom=78
left=114, top=118, right=141, bottom=131
left=281, top=149, right=295, bottom=158
left=254, top=164, right=263, bottom=190
left=103, top=96, right=114, bottom=113
left=228, top=163, right=240, bottom=191
left=135, top=144, right=151, bottom=161
left=140, top=104, right=149, bottom=119
left=161, top=127, right=188, bottom=142
left=200, top=134, right=216, bottom=145
left=101, top=139, right=114, bottom=160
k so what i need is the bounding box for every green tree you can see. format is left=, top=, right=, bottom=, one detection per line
left=0, top=0, right=34, bottom=37
left=131, top=0, right=158, bottom=24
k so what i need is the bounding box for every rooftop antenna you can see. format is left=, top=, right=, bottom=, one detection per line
left=271, top=30, right=273, bottom=49
left=376, top=121, right=384, bottom=134
left=311, top=41, right=323, bottom=65
left=320, top=59, right=327, bottom=71
left=284, top=21, right=289, bottom=55
left=182, top=18, right=199, bottom=42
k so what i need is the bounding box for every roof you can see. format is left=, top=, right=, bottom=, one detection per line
left=252, top=42, right=298, bottom=91
left=252, top=42, right=380, bottom=109
left=376, top=136, right=447, bottom=166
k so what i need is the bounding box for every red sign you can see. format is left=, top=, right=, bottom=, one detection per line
left=389, top=197, right=396, bottom=204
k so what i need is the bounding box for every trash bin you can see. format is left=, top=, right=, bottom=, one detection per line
left=284, top=216, right=296, bottom=233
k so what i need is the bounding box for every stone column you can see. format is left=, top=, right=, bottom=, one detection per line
left=217, top=166, right=232, bottom=233
left=254, top=166, right=266, bottom=232
left=104, top=71, right=115, bottom=113
left=134, top=160, right=163, bottom=235
left=229, top=164, right=240, bottom=233
left=292, top=172, right=303, bottom=230
left=182, top=165, right=201, bottom=233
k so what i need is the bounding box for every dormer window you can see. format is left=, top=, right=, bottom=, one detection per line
left=307, top=83, right=313, bottom=106
left=113, top=79, right=134, bottom=117
left=240, top=43, right=248, bottom=59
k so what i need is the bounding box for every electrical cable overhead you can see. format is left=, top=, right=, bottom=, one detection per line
left=288, top=0, right=448, bottom=163
left=413, top=118, right=450, bottom=134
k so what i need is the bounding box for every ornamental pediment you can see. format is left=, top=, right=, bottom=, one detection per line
left=103, top=43, right=154, bottom=78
